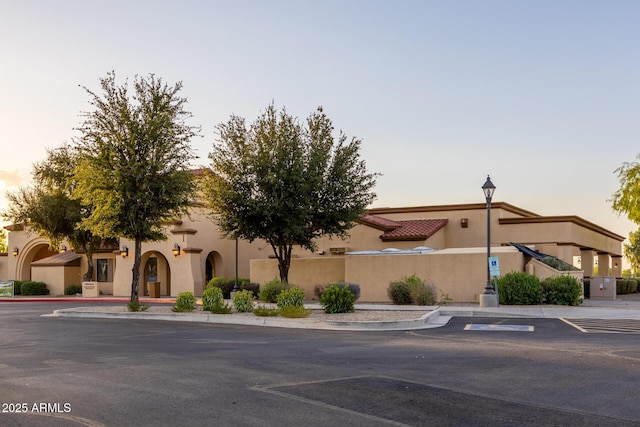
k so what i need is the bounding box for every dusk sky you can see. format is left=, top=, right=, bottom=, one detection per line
left=1, top=1, right=637, bottom=252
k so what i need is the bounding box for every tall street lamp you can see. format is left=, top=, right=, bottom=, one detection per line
left=480, top=175, right=498, bottom=307
left=232, top=237, right=240, bottom=292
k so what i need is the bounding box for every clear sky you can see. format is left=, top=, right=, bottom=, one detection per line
left=0, top=1, right=637, bottom=252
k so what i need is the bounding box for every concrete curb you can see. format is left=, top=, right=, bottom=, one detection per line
left=49, top=307, right=448, bottom=331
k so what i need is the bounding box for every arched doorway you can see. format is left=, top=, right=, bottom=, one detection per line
left=140, top=251, right=171, bottom=296
left=205, top=251, right=223, bottom=285
left=15, top=241, right=57, bottom=281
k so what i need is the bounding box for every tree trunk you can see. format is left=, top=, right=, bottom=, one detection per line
left=272, top=242, right=292, bottom=283
left=130, top=238, right=142, bottom=303
left=83, top=245, right=94, bottom=282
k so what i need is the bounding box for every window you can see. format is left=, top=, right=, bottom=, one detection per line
left=96, top=259, right=111, bottom=282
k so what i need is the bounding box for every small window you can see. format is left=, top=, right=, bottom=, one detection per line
left=96, top=259, right=110, bottom=282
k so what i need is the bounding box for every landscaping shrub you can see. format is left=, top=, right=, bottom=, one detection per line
left=539, top=256, right=580, bottom=271
left=279, top=306, right=311, bottom=318
left=172, top=291, right=196, bottom=312
left=127, top=301, right=149, bottom=312
left=276, top=287, right=305, bottom=309
left=388, top=275, right=435, bottom=305
left=628, top=279, right=638, bottom=293
left=320, top=285, right=355, bottom=313
left=259, top=278, right=289, bottom=303
left=202, top=287, right=224, bottom=311
left=12, top=280, right=24, bottom=296
left=64, top=285, right=83, bottom=295
left=232, top=290, right=255, bottom=313
left=616, top=279, right=628, bottom=295
left=316, top=282, right=361, bottom=301
left=206, top=277, right=255, bottom=298
left=497, top=272, right=542, bottom=305
left=20, top=281, right=49, bottom=296
left=541, top=275, right=582, bottom=306
left=410, top=281, right=437, bottom=306
left=388, top=280, right=411, bottom=305
left=209, top=301, right=232, bottom=314
left=253, top=305, right=280, bottom=317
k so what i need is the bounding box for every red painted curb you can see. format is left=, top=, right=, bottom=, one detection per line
left=0, top=298, right=175, bottom=303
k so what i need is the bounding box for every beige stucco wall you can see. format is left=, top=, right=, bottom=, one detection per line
left=7, top=229, right=57, bottom=281
left=112, top=208, right=270, bottom=297
left=251, top=257, right=345, bottom=299
left=251, top=246, right=524, bottom=303
left=31, top=265, right=82, bottom=296
left=346, top=246, right=524, bottom=302
left=525, top=259, right=584, bottom=283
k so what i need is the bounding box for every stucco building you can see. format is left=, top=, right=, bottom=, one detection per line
left=1, top=202, right=624, bottom=302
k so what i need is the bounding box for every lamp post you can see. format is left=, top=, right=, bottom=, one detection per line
left=232, top=237, right=240, bottom=292
left=480, top=175, right=498, bottom=307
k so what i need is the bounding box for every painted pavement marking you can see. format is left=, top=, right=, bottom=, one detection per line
left=464, top=324, right=534, bottom=332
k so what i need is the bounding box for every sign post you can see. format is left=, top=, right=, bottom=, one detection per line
left=488, top=257, right=500, bottom=306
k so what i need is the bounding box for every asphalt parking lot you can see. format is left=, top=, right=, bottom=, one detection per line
left=1, top=302, right=639, bottom=426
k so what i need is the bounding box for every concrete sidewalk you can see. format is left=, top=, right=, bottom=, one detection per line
left=25, top=293, right=640, bottom=331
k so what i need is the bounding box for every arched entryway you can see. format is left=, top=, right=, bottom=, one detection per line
left=205, top=251, right=223, bottom=285
left=140, top=251, right=171, bottom=296
left=15, top=240, right=58, bottom=281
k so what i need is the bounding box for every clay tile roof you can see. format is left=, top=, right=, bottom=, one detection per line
left=380, top=219, right=448, bottom=242
left=358, top=214, right=402, bottom=231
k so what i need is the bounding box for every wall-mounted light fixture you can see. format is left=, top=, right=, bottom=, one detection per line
left=120, top=246, right=129, bottom=258
left=59, top=245, right=67, bottom=253
left=460, top=218, right=469, bottom=228
left=172, top=243, right=181, bottom=257
left=12, top=247, right=19, bottom=257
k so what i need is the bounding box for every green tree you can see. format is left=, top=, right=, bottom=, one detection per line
left=73, top=72, right=198, bottom=303
left=202, top=104, right=377, bottom=282
left=612, top=154, right=640, bottom=224
left=3, top=145, right=116, bottom=280
left=624, top=229, right=640, bottom=276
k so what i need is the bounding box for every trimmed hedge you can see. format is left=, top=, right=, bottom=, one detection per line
left=616, top=279, right=639, bottom=295
left=20, top=281, right=49, bottom=296
left=497, top=272, right=542, bottom=305
left=12, top=280, right=24, bottom=296
left=541, top=275, right=582, bottom=306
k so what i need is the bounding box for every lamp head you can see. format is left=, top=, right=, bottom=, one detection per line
left=482, top=175, right=496, bottom=201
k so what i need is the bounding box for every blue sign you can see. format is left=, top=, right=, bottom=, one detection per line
left=488, top=256, right=500, bottom=277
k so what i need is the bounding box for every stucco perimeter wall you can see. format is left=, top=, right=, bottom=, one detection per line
left=250, top=257, right=345, bottom=299
left=525, top=259, right=584, bottom=283
left=346, top=247, right=524, bottom=303
left=251, top=247, right=524, bottom=303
